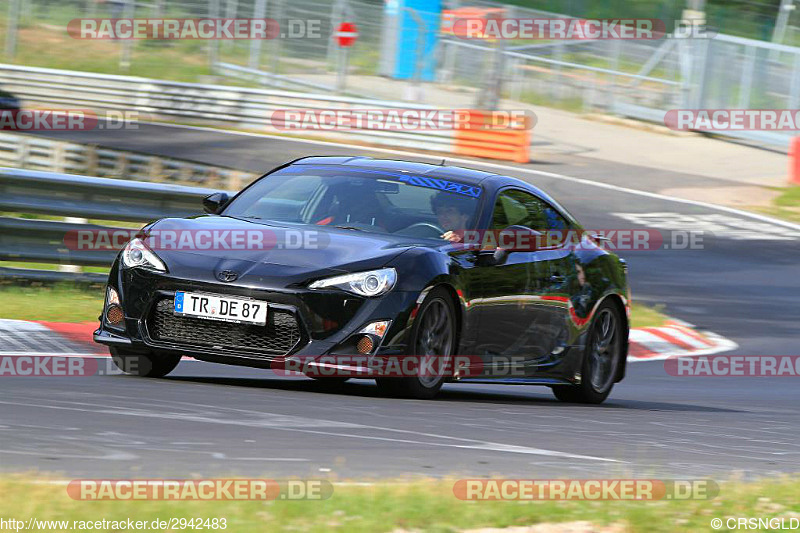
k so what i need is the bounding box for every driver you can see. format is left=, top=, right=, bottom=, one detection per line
left=431, top=192, right=472, bottom=243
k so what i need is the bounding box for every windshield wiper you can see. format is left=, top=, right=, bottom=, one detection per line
left=226, top=215, right=262, bottom=221
left=332, top=225, right=367, bottom=231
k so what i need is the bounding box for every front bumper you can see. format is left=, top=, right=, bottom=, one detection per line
left=94, top=267, right=421, bottom=369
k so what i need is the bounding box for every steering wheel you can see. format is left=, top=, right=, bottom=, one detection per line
left=399, top=222, right=445, bottom=238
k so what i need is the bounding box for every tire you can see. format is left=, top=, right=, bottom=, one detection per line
left=110, top=348, right=181, bottom=378
left=376, top=287, right=457, bottom=400
left=552, top=300, right=624, bottom=404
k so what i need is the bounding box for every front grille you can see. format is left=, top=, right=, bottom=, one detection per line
left=148, top=298, right=302, bottom=356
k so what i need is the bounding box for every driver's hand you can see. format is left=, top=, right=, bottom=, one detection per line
left=441, top=231, right=462, bottom=243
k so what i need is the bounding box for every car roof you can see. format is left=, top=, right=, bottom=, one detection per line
left=291, top=155, right=500, bottom=186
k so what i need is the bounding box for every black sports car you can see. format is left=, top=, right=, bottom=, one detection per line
left=95, top=156, right=630, bottom=403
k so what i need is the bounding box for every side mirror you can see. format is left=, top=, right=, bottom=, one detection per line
left=497, top=225, right=542, bottom=253
left=475, top=225, right=542, bottom=266
left=203, top=192, right=230, bottom=214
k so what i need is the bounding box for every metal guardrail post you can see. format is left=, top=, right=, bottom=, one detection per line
left=148, top=157, right=164, bottom=182
left=53, top=142, right=66, bottom=174
left=86, top=145, right=99, bottom=176
left=270, top=0, right=286, bottom=75
left=117, top=154, right=128, bottom=179
left=4, top=0, right=21, bottom=59
left=327, top=0, right=346, bottom=71
left=609, top=39, right=622, bottom=111
left=552, top=35, right=564, bottom=100
left=788, top=53, right=800, bottom=110
left=249, top=0, right=268, bottom=70
left=737, top=45, right=756, bottom=109
left=223, top=0, right=238, bottom=52
left=208, top=0, right=221, bottom=72
left=58, top=217, right=88, bottom=274
left=119, top=0, right=135, bottom=71
left=15, top=135, right=28, bottom=168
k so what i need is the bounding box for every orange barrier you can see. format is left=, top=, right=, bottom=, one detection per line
left=790, top=136, right=800, bottom=185
left=453, top=110, right=532, bottom=164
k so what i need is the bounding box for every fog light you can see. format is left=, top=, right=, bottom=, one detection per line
left=105, top=304, right=124, bottom=325
left=356, top=335, right=374, bottom=354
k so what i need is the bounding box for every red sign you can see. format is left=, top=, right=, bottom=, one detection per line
left=334, top=22, right=358, bottom=47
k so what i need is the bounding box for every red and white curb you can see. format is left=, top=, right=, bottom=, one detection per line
left=0, top=319, right=102, bottom=357
left=628, top=319, right=737, bottom=362
left=0, top=318, right=737, bottom=362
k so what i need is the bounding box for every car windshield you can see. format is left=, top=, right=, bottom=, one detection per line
left=223, top=165, right=483, bottom=238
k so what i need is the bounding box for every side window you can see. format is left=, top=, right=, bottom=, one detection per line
left=491, top=189, right=569, bottom=231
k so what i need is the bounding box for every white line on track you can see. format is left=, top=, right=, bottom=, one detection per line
left=0, top=398, right=621, bottom=463
left=143, top=121, right=800, bottom=232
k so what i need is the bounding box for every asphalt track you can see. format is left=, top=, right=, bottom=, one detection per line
left=2, top=124, right=798, bottom=480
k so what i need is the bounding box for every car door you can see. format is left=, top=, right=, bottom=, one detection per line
left=473, top=188, right=575, bottom=371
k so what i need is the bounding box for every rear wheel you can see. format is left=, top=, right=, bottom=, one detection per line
left=110, top=348, right=181, bottom=378
left=552, top=301, right=623, bottom=404
left=376, top=287, right=456, bottom=400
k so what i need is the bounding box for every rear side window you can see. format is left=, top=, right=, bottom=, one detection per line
left=490, top=189, right=569, bottom=231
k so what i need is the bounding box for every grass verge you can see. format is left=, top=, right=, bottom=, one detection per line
left=0, top=261, right=110, bottom=275
left=630, top=302, right=670, bottom=329
left=0, top=475, right=797, bottom=532
left=0, top=284, right=103, bottom=322
left=0, top=283, right=672, bottom=329
left=751, top=186, right=800, bottom=223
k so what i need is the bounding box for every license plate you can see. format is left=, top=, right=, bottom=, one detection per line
left=174, top=291, right=267, bottom=325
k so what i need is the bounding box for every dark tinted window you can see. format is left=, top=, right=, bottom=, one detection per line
left=223, top=166, right=482, bottom=238
left=490, top=189, right=569, bottom=231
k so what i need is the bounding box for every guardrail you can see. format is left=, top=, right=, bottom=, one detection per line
left=0, top=167, right=225, bottom=283
left=0, top=132, right=253, bottom=188
left=0, top=63, right=531, bottom=163
left=213, top=62, right=341, bottom=94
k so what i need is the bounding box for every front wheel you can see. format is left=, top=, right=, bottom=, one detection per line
left=110, top=348, right=181, bottom=378
left=552, top=301, right=624, bottom=404
left=376, top=287, right=456, bottom=400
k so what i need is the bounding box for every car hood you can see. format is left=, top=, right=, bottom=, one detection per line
left=142, top=216, right=423, bottom=287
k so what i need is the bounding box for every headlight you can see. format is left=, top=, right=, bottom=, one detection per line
left=309, top=268, right=397, bottom=297
left=121, top=238, right=166, bottom=272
